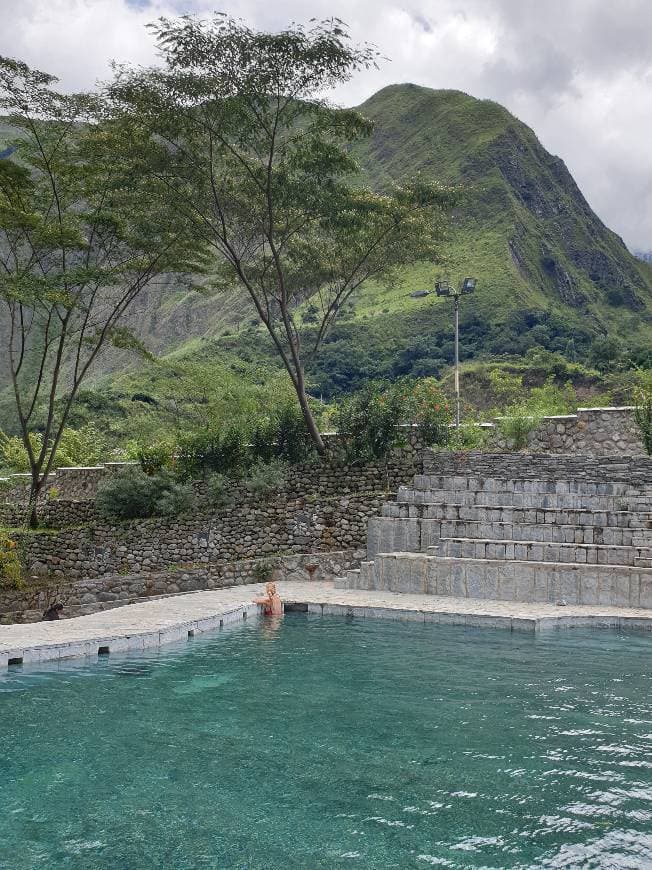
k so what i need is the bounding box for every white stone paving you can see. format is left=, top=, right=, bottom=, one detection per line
left=1, top=581, right=651, bottom=668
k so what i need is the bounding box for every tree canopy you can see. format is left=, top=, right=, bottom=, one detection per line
left=0, top=56, right=203, bottom=524
left=106, top=14, right=454, bottom=450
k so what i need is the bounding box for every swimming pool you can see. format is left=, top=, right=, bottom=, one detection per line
left=1, top=615, right=650, bottom=868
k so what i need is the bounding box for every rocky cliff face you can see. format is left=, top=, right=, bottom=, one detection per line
left=353, top=85, right=652, bottom=322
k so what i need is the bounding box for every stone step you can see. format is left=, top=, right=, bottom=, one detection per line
left=334, top=569, right=357, bottom=590
left=430, top=519, right=650, bottom=548
left=411, top=474, right=646, bottom=497
left=436, top=538, right=652, bottom=568
left=380, top=502, right=650, bottom=528
left=347, top=551, right=652, bottom=609
left=366, top=516, right=651, bottom=560
left=367, top=517, right=421, bottom=558
left=396, top=486, right=645, bottom=511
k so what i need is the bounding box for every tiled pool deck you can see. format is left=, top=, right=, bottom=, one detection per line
left=1, top=581, right=651, bottom=668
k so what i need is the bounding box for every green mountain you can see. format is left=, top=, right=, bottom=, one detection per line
left=355, top=84, right=652, bottom=316
left=222, top=84, right=652, bottom=398
left=2, top=85, right=651, bottom=442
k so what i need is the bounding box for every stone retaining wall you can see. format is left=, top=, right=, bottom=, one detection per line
left=0, top=445, right=423, bottom=619
left=0, top=442, right=422, bottom=531
left=0, top=499, right=96, bottom=528
left=13, top=487, right=390, bottom=580
left=348, top=552, right=652, bottom=609
left=0, top=434, right=422, bottom=517
left=490, top=407, right=643, bottom=455
left=0, top=462, right=135, bottom=505
left=0, top=550, right=357, bottom=623
left=423, top=451, right=652, bottom=485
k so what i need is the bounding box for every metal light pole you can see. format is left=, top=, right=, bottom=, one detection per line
left=453, top=292, right=460, bottom=428
left=412, top=277, right=477, bottom=428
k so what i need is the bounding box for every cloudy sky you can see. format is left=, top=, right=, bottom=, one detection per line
left=3, top=0, right=652, bottom=250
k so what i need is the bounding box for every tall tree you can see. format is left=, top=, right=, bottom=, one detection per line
left=0, top=58, right=201, bottom=526
left=108, top=15, right=453, bottom=452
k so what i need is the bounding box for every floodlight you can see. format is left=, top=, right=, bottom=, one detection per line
left=461, top=277, right=477, bottom=294
left=435, top=281, right=451, bottom=297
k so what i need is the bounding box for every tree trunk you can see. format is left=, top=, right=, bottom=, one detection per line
left=28, top=471, right=42, bottom=529
left=28, top=497, right=39, bottom=530
left=293, top=371, right=326, bottom=455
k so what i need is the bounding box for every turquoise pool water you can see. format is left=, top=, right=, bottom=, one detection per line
left=1, top=616, right=651, bottom=869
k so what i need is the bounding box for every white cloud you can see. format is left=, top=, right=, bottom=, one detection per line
left=2, top=0, right=651, bottom=249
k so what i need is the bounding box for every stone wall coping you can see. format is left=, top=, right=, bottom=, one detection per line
left=577, top=406, right=635, bottom=413
left=493, top=414, right=555, bottom=421
left=53, top=465, right=107, bottom=472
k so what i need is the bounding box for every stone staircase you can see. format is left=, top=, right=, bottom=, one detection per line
left=337, top=453, right=652, bottom=609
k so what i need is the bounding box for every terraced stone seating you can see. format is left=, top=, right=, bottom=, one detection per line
left=338, top=453, right=652, bottom=609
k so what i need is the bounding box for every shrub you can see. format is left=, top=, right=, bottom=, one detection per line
left=250, top=405, right=313, bottom=465
left=249, top=418, right=275, bottom=464
left=493, top=374, right=579, bottom=450
left=96, top=470, right=195, bottom=520
left=176, top=423, right=250, bottom=480
left=444, top=424, right=491, bottom=452
left=527, top=377, right=577, bottom=416
left=244, top=459, right=287, bottom=498
left=336, top=378, right=453, bottom=460
left=488, top=369, right=523, bottom=406
left=497, top=409, right=543, bottom=450
left=0, top=431, right=43, bottom=472
left=55, top=424, right=105, bottom=467
left=135, top=441, right=175, bottom=475
left=634, top=389, right=652, bottom=455
left=153, top=482, right=196, bottom=517
left=400, top=379, right=452, bottom=447
left=96, top=470, right=159, bottom=519
left=130, top=392, right=158, bottom=405
left=0, top=536, right=23, bottom=590
left=0, top=424, right=105, bottom=472
left=274, top=405, right=313, bottom=463
left=335, top=381, right=404, bottom=462
left=206, top=473, right=234, bottom=509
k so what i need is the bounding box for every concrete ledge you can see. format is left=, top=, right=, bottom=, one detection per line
left=1, top=581, right=651, bottom=670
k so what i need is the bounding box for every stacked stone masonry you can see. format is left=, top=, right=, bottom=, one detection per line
left=341, top=450, right=652, bottom=610
left=0, top=430, right=422, bottom=507
left=15, top=491, right=379, bottom=579
left=0, top=551, right=357, bottom=623
left=491, top=407, right=643, bottom=455
left=0, top=447, right=421, bottom=619
left=0, top=407, right=645, bottom=511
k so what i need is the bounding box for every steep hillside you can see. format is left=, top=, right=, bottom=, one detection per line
left=2, top=87, right=651, bottom=438
left=272, top=85, right=652, bottom=397
left=353, top=85, right=652, bottom=326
